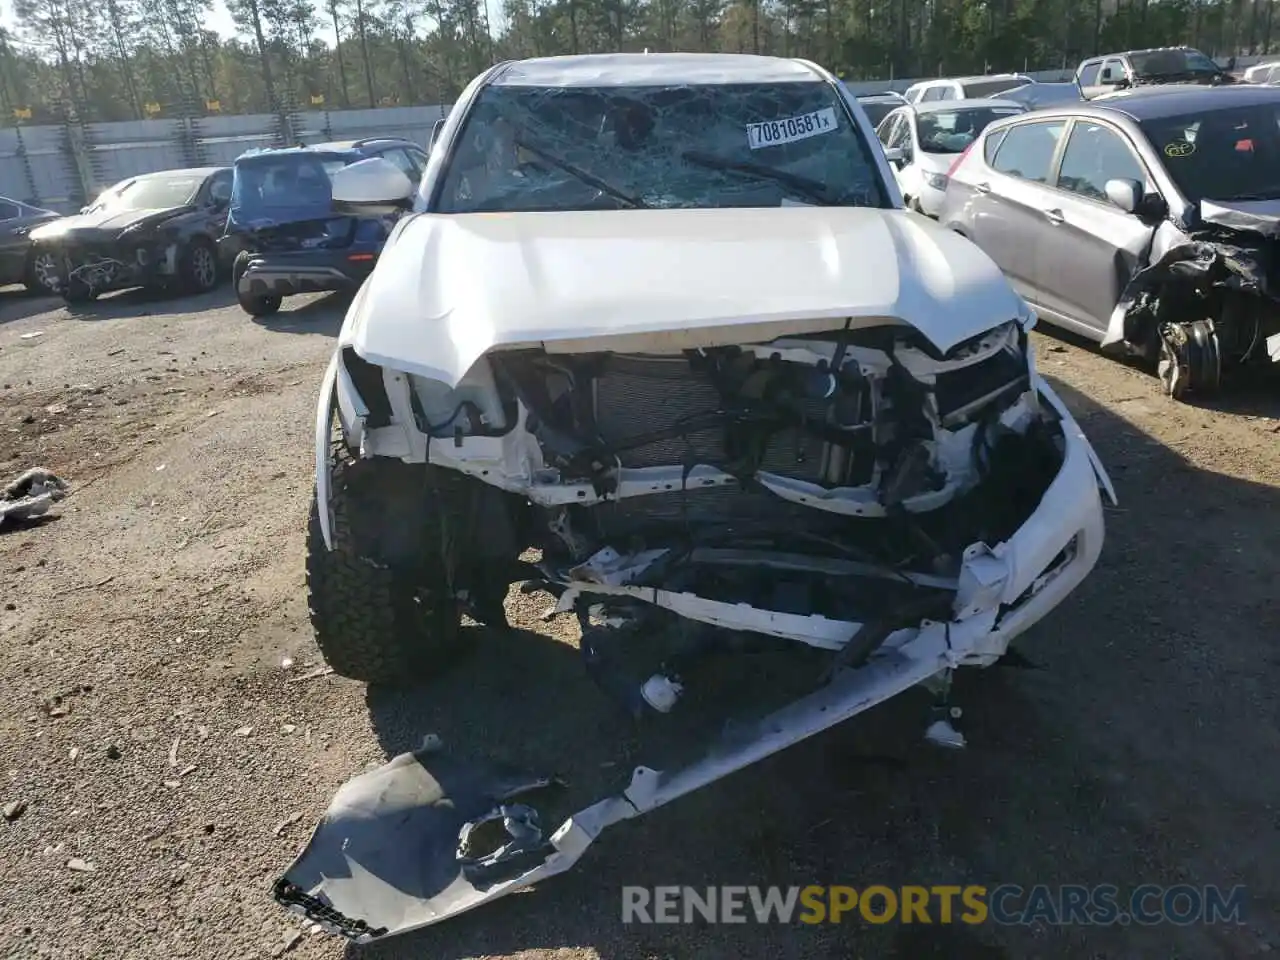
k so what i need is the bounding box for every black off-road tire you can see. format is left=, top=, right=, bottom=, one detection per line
left=232, top=250, right=282, bottom=317
left=306, top=451, right=465, bottom=685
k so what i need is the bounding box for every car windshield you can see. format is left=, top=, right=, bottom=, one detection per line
left=430, top=81, right=889, bottom=212
left=230, top=152, right=349, bottom=224
left=1130, top=49, right=1220, bottom=79
left=917, top=106, right=1023, bottom=153
left=1142, top=103, right=1280, bottom=202
left=91, top=174, right=203, bottom=212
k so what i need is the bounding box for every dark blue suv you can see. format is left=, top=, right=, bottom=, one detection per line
left=222, top=138, right=429, bottom=317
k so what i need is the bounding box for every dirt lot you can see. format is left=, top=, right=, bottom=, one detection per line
left=0, top=285, right=1277, bottom=960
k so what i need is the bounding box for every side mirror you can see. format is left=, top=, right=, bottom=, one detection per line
left=883, top=146, right=905, bottom=166
left=429, top=118, right=445, bottom=152
left=331, top=157, right=415, bottom=217
left=1100, top=67, right=1118, bottom=84
left=1104, top=178, right=1142, bottom=213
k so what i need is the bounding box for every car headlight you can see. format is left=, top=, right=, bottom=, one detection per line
left=923, top=172, right=949, bottom=191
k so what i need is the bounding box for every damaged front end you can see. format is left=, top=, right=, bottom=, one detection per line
left=1105, top=207, right=1280, bottom=399
left=285, top=315, right=1112, bottom=941
left=41, top=231, right=180, bottom=298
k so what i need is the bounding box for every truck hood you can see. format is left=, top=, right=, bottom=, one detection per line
left=30, top=206, right=186, bottom=241
left=343, top=206, right=1031, bottom=387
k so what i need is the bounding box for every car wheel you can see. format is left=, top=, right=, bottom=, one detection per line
left=180, top=238, right=219, bottom=293
left=232, top=250, right=282, bottom=317
left=306, top=448, right=467, bottom=685
left=1158, top=319, right=1221, bottom=401
left=25, top=249, right=60, bottom=294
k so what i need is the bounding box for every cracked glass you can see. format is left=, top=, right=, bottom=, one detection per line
left=430, top=82, right=889, bottom=213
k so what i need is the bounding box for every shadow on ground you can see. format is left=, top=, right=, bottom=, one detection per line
left=346, top=380, right=1278, bottom=960
left=1035, top=322, right=1280, bottom=420
left=251, top=290, right=350, bottom=336
left=58, top=283, right=239, bottom=320
left=0, top=286, right=60, bottom=326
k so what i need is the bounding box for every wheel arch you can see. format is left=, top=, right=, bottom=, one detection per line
left=315, top=354, right=341, bottom=551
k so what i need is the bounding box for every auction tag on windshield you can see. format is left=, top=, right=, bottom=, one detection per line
left=747, top=108, right=838, bottom=150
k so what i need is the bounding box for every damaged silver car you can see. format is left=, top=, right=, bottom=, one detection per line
left=283, top=52, right=1115, bottom=941
left=941, top=83, right=1280, bottom=400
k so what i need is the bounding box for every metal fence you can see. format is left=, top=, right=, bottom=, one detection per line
left=0, top=52, right=1259, bottom=213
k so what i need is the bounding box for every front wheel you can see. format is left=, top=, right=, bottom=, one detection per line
left=180, top=238, right=220, bottom=294
left=25, top=249, right=59, bottom=294
left=232, top=250, right=282, bottom=317
left=1158, top=319, right=1221, bottom=401
left=306, top=452, right=466, bottom=685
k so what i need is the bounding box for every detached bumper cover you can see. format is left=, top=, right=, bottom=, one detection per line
left=238, top=250, right=377, bottom=299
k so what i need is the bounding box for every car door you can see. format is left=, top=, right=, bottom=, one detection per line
left=1090, top=57, right=1129, bottom=97
left=880, top=111, right=918, bottom=197
left=1077, top=60, right=1102, bottom=97
left=1031, top=118, right=1158, bottom=338
left=962, top=118, right=1068, bottom=304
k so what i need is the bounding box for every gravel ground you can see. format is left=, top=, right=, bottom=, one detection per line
left=0, top=285, right=1277, bottom=960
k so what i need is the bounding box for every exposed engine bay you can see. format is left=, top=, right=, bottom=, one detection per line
left=399, top=319, right=1055, bottom=608
left=284, top=316, right=1109, bottom=942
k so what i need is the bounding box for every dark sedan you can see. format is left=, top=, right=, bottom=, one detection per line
left=0, top=197, right=62, bottom=293
left=29, top=167, right=232, bottom=303
left=940, top=84, right=1280, bottom=400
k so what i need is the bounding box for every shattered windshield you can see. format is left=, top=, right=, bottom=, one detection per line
left=431, top=81, right=889, bottom=212
left=1142, top=103, right=1280, bottom=202
left=230, top=152, right=350, bottom=225
left=1130, top=48, right=1220, bottom=79
left=91, top=174, right=203, bottom=212
left=917, top=106, right=1024, bottom=154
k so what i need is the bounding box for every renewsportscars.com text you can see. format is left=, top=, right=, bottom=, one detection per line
left=621, top=884, right=1246, bottom=926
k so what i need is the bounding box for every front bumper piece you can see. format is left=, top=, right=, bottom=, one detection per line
left=279, top=375, right=1112, bottom=942
left=237, top=250, right=377, bottom=300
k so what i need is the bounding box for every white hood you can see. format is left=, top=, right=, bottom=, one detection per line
left=343, top=206, right=1029, bottom=386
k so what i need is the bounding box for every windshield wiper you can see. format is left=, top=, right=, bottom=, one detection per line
left=681, top=151, right=841, bottom=206
left=512, top=138, right=647, bottom=209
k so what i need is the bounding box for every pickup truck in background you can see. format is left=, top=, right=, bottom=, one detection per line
left=1076, top=46, right=1236, bottom=99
